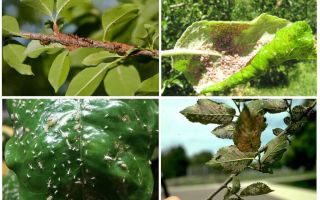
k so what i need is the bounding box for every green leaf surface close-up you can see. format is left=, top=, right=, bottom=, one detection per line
left=4, top=99, right=158, bottom=200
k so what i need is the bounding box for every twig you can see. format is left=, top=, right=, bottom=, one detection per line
left=206, top=173, right=239, bottom=200
left=19, top=32, right=158, bottom=57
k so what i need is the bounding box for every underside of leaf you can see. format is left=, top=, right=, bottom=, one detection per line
left=170, top=14, right=316, bottom=94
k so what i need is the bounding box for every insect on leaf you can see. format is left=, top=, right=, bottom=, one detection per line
left=240, top=182, right=273, bottom=196
left=48, top=50, right=70, bottom=93
left=234, top=105, right=266, bottom=152
left=3, top=16, right=20, bottom=36
left=104, top=65, right=141, bottom=96
left=180, top=99, right=236, bottom=125
left=206, top=145, right=255, bottom=173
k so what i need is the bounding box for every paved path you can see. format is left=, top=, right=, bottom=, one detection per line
left=163, top=181, right=316, bottom=200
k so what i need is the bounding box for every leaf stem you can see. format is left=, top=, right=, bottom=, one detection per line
left=19, top=32, right=158, bottom=57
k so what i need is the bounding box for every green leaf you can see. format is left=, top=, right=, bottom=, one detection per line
left=3, top=44, right=34, bottom=75
left=240, top=182, right=273, bottom=196
left=66, top=60, right=119, bottom=96
left=48, top=50, right=70, bottom=93
left=2, top=16, right=20, bottom=36
left=234, top=105, right=266, bottom=152
left=102, top=4, right=139, bottom=41
left=82, top=51, right=121, bottom=66
left=180, top=99, right=236, bottom=125
left=20, top=0, right=54, bottom=18
left=206, top=145, right=255, bottom=173
left=104, top=65, right=141, bottom=96
left=231, top=177, right=241, bottom=194
left=5, top=99, right=158, bottom=199
left=24, top=40, right=62, bottom=58
left=212, top=122, right=235, bottom=139
left=169, top=14, right=315, bottom=94
left=260, top=134, right=288, bottom=166
left=55, top=0, right=77, bottom=18
left=136, top=74, right=159, bottom=94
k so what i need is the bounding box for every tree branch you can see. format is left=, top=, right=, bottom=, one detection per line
left=19, top=32, right=158, bottom=57
left=206, top=173, right=239, bottom=200
left=206, top=100, right=316, bottom=200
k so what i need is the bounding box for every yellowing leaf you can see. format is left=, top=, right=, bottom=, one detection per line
left=48, top=51, right=70, bottom=93
left=3, top=16, right=20, bottom=36
left=234, top=105, right=266, bottom=152
left=104, top=65, right=141, bottom=96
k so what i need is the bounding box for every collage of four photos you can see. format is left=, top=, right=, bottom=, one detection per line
left=1, top=0, right=318, bottom=200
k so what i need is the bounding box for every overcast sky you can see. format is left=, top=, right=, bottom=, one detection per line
left=160, top=99, right=305, bottom=157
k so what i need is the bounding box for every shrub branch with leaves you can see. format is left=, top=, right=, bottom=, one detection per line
left=180, top=99, right=316, bottom=200
left=3, top=0, right=159, bottom=96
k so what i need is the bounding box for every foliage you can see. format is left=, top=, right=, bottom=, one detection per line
left=4, top=99, right=158, bottom=199
left=2, top=0, right=159, bottom=96
left=180, top=99, right=316, bottom=199
left=161, top=146, right=189, bottom=178
left=162, top=0, right=316, bottom=96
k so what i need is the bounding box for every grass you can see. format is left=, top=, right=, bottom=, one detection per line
left=231, top=61, right=316, bottom=96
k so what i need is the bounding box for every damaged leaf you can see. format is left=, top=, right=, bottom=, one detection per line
left=212, top=122, right=236, bottom=139
left=240, top=182, right=273, bottom=196
left=234, top=105, right=266, bottom=152
left=169, top=14, right=316, bottom=94
left=180, top=99, right=236, bottom=125
left=206, top=145, right=255, bottom=173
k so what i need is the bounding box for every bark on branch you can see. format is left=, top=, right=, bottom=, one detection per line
left=20, top=32, right=158, bottom=57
